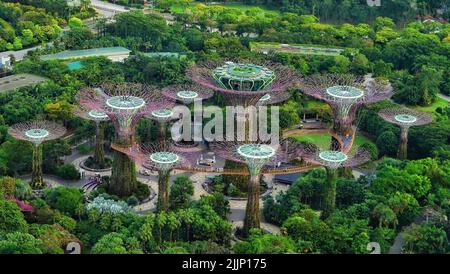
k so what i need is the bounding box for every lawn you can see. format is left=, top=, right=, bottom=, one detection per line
left=293, top=133, right=375, bottom=148
left=250, top=42, right=355, bottom=57
left=170, top=2, right=279, bottom=16
left=412, top=97, right=449, bottom=113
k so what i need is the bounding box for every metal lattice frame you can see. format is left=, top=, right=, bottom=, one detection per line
left=212, top=63, right=276, bottom=91
left=187, top=60, right=300, bottom=105
left=209, top=141, right=300, bottom=176
left=77, top=83, right=174, bottom=142
left=122, top=141, right=198, bottom=171
left=8, top=120, right=66, bottom=146
left=162, top=83, right=214, bottom=104
left=298, top=142, right=371, bottom=170
left=378, top=107, right=433, bottom=159
left=256, top=91, right=291, bottom=106
left=146, top=104, right=177, bottom=123
left=73, top=106, right=110, bottom=123
left=378, top=107, right=433, bottom=129
left=299, top=74, right=393, bottom=126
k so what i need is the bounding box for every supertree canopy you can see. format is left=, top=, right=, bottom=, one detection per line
left=74, top=107, right=110, bottom=169
left=8, top=120, right=66, bottom=189
left=145, top=99, right=177, bottom=140
left=162, top=83, right=214, bottom=104
left=256, top=91, right=291, bottom=106
left=212, top=63, right=276, bottom=91
left=210, top=141, right=295, bottom=235
left=378, top=107, right=433, bottom=160
left=187, top=60, right=299, bottom=106
left=77, top=83, right=171, bottom=197
left=299, top=74, right=393, bottom=150
left=124, top=141, right=196, bottom=212
left=299, top=142, right=371, bottom=218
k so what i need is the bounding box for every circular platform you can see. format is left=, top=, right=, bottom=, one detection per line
left=106, top=96, right=145, bottom=110
left=237, top=144, right=276, bottom=159
left=394, top=114, right=417, bottom=124
left=212, top=63, right=275, bottom=91
left=326, top=85, right=364, bottom=100
left=25, top=128, right=49, bottom=140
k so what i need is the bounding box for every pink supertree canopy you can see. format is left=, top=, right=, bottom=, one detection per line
left=378, top=107, right=433, bottom=128
left=209, top=141, right=302, bottom=175
left=8, top=120, right=66, bottom=145
left=120, top=141, right=201, bottom=171
left=299, top=74, right=393, bottom=125
left=77, top=83, right=175, bottom=142
left=186, top=60, right=300, bottom=106
left=162, top=83, right=214, bottom=104
left=297, top=142, right=371, bottom=170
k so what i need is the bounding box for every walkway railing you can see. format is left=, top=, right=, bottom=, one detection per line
left=111, top=142, right=319, bottom=175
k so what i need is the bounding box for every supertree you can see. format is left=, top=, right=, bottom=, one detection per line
left=123, top=141, right=197, bottom=212
left=74, top=107, right=110, bottom=169
left=256, top=92, right=291, bottom=106
left=187, top=60, right=298, bottom=106
left=8, top=120, right=66, bottom=189
left=378, top=107, right=433, bottom=160
left=299, top=74, right=393, bottom=150
left=145, top=100, right=177, bottom=140
left=77, top=83, right=171, bottom=197
left=162, top=83, right=214, bottom=104
left=210, top=141, right=298, bottom=235
left=187, top=60, right=297, bottom=143
left=299, top=142, right=371, bottom=218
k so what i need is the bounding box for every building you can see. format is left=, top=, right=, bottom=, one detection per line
left=40, top=47, right=131, bottom=62
left=0, top=56, right=12, bottom=70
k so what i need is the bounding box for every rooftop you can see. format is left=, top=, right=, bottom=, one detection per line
left=40, top=47, right=131, bottom=61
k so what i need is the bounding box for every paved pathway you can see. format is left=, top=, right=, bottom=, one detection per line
left=388, top=209, right=433, bottom=254
left=438, top=93, right=450, bottom=103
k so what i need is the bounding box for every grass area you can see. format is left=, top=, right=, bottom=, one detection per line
left=250, top=42, right=356, bottom=57
left=412, top=97, right=449, bottom=113
left=293, top=133, right=375, bottom=148
left=170, top=2, right=279, bottom=16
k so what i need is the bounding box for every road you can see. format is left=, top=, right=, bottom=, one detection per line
left=90, top=0, right=129, bottom=17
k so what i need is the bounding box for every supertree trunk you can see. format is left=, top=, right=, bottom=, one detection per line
left=159, top=122, right=166, bottom=140
left=157, top=169, right=170, bottom=212
left=110, top=135, right=137, bottom=197
left=31, top=144, right=44, bottom=189
left=397, top=127, right=409, bottom=160
left=243, top=174, right=261, bottom=236
left=93, top=122, right=105, bottom=167
left=331, top=120, right=353, bottom=151
left=322, top=168, right=337, bottom=219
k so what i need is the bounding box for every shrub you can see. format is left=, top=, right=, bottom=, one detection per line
left=43, top=187, right=83, bottom=216
left=56, top=164, right=80, bottom=180
left=127, top=196, right=139, bottom=206
left=0, top=176, right=16, bottom=196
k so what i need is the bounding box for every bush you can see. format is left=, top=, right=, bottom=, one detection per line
left=56, top=164, right=80, bottom=180
left=0, top=176, right=16, bottom=196
left=361, top=142, right=379, bottom=160
left=169, top=176, right=194, bottom=209
left=376, top=130, right=398, bottom=157
left=43, top=187, right=83, bottom=216
left=132, top=181, right=150, bottom=201
left=127, top=196, right=139, bottom=206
